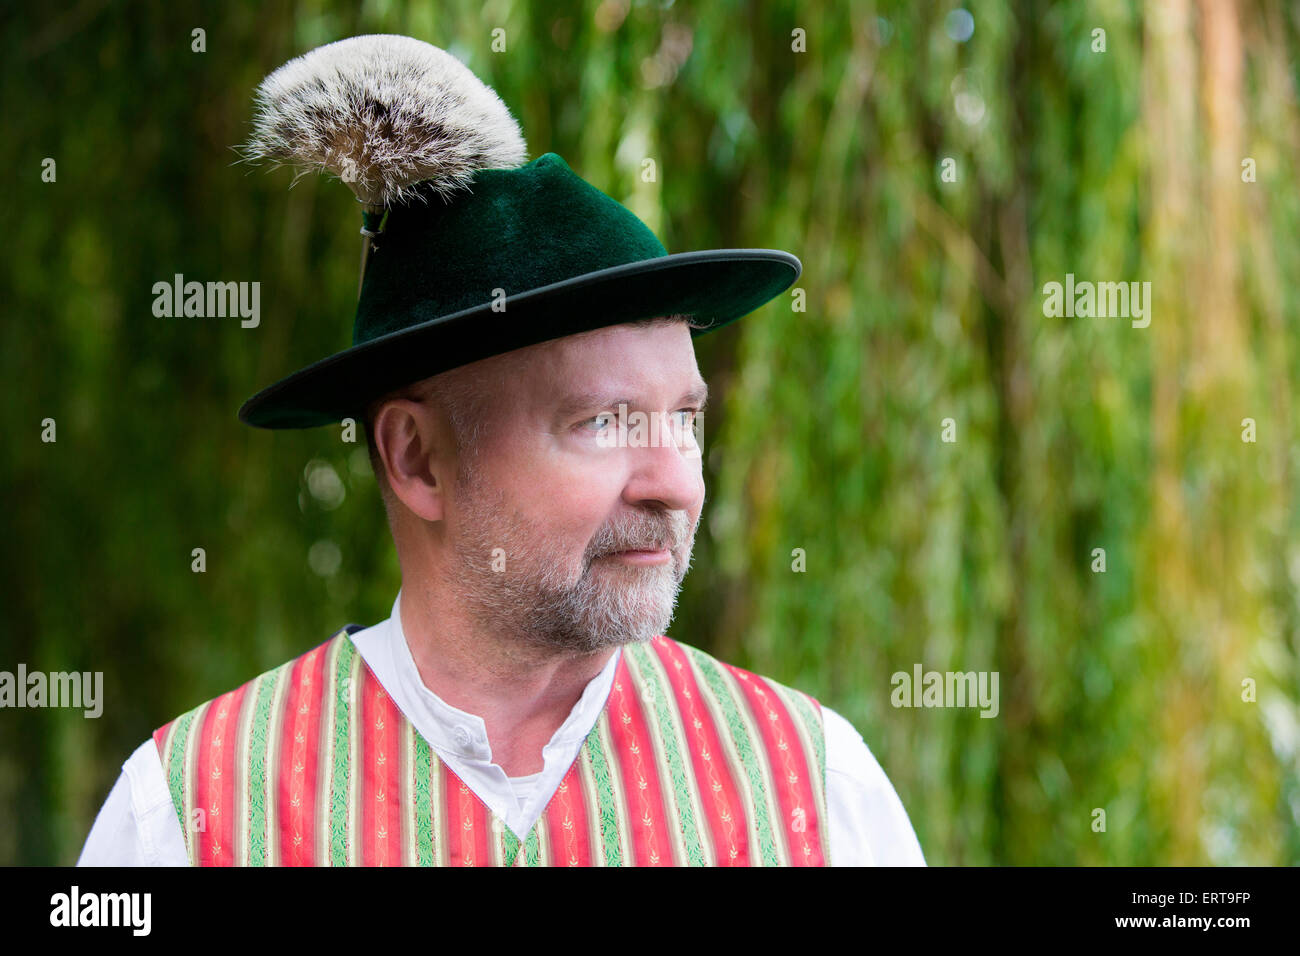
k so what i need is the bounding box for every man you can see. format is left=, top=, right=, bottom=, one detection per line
left=78, top=34, right=924, bottom=866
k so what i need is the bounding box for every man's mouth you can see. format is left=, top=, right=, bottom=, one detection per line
left=600, top=547, right=672, bottom=565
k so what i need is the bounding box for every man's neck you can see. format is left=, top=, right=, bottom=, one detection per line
left=398, top=587, right=616, bottom=777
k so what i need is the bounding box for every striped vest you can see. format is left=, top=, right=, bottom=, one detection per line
left=153, top=627, right=830, bottom=866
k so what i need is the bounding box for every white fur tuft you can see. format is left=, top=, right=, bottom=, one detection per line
left=242, top=35, right=528, bottom=207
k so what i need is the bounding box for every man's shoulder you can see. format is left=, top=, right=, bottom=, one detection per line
left=637, top=635, right=826, bottom=725
left=151, top=624, right=361, bottom=747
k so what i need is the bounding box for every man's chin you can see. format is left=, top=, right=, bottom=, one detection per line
left=577, top=595, right=678, bottom=648
left=533, top=615, right=667, bottom=655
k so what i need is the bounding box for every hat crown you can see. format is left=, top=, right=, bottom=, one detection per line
left=354, top=153, right=668, bottom=345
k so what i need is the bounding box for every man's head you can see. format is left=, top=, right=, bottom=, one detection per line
left=364, top=315, right=709, bottom=656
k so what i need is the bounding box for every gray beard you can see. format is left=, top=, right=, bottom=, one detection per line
left=444, top=476, right=695, bottom=655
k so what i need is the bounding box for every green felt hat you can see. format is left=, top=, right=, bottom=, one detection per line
left=236, top=37, right=800, bottom=430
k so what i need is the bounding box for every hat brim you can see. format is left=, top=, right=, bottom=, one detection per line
left=238, top=248, right=800, bottom=429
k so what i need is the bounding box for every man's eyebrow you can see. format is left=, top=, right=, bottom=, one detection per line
left=553, top=381, right=710, bottom=420
left=681, top=380, right=709, bottom=411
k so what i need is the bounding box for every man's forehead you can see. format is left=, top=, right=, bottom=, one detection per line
left=514, top=321, right=704, bottom=404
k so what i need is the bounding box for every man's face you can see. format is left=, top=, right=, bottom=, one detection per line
left=438, top=320, right=707, bottom=656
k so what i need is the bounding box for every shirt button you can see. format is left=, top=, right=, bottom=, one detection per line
left=454, top=727, right=471, bottom=747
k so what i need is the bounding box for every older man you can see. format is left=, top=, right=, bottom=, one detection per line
left=78, top=34, right=924, bottom=866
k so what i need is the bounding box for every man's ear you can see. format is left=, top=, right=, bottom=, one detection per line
left=373, top=397, right=455, bottom=522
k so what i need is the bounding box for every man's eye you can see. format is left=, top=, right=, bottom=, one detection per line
left=584, top=412, right=616, bottom=431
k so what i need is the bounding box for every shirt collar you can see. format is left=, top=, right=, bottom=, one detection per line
left=381, top=589, right=621, bottom=764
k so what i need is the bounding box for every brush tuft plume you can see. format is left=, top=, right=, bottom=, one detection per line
left=242, top=34, right=528, bottom=207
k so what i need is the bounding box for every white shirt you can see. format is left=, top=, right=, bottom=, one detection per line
left=78, top=593, right=925, bottom=867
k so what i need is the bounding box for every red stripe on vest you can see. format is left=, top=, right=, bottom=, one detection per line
left=648, top=637, right=750, bottom=865
left=279, top=644, right=327, bottom=865
left=545, top=763, right=591, bottom=867
left=605, top=666, right=675, bottom=865
left=360, top=672, right=402, bottom=866
left=199, top=685, right=246, bottom=865
left=727, top=661, right=825, bottom=866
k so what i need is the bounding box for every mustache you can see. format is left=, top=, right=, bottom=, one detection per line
left=585, top=510, right=691, bottom=561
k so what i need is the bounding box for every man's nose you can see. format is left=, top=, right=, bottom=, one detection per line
left=620, top=411, right=704, bottom=514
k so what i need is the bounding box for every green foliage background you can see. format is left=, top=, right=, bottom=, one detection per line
left=2, top=0, right=1298, bottom=865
